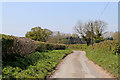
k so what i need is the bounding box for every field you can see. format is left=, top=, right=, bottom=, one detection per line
left=2, top=50, right=73, bottom=78
left=68, top=40, right=120, bottom=77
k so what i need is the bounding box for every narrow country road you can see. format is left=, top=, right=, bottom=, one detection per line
left=51, top=51, right=113, bottom=78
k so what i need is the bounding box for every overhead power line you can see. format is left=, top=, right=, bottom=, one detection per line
left=98, top=2, right=110, bottom=20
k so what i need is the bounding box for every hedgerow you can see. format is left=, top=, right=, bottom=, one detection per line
left=67, top=44, right=87, bottom=50
left=2, top=34, right=66, bottom=58
left=68, top=40, right=120, bottom=77
left=2, top=50, right=73, bottom=78
left=2, top=34, right=14, bottom=57
left=2, top=34, right=69, bottom=79
left=36, top=42, right=66, bottom=52
left=86, top=41, right=120, bottom=77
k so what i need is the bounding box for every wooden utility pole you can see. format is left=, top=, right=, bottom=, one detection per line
left=57, top=31, right=60, bottom=44
left=91, top=22, right=94, bottom=46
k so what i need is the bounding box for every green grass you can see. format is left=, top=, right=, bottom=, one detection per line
left=2, top=50, right=73, bottom=79
left=86, top=47, right=119, bottom=77
left=68, top=40, right=120, bottom=77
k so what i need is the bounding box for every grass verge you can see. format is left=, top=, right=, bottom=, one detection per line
left=2, top=50, right=73, bottom=79
left=68, top=40, right=119, bottom=77
left=86, top=47, right=119, bottom=77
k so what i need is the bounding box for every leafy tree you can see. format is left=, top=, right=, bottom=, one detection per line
left=25, top=27, right=53, bottom=42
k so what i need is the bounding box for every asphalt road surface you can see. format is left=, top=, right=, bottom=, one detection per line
left=51, top=51, right=113, bottom=78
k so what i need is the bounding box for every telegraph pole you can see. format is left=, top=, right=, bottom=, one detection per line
left=91, top=22, right=93, bottom=46
left=57, top=31, right=60, bottom=44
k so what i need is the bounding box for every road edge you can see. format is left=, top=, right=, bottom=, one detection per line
left=85, top=52, right=115, bottom=78
left=48, top=51, right=74, bottom=78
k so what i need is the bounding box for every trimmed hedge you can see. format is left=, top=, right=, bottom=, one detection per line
left=36, top=42, right=66, bottom=52
left=2, top=35, right=39, bottom=59
left=10, top=36, right=39, bottom=56
left=2, top=34, right=66, bottom=57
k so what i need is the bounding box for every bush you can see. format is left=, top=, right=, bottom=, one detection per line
left=112, top=43, right=120, bottom=55
left=35, top=42, right=46, bottom=52
left=2, top=34, right=14, bottom=57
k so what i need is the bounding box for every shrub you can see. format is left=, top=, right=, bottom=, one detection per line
left=112, top=42, right=120, bottom=55
left=35, top=42, right=46, bottom=52
left=2, top=34, right=14, bottom=57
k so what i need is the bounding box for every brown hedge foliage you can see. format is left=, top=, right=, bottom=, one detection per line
left=2, top=35, right=66, bottom=57
left=2, top=35, right=39, bottom=57
left=10, top=36, right=39, bottom=55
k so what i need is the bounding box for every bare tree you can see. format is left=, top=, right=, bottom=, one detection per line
left=74, top=20, right=107, bottom=46
left=94, top=20, right=107, bottom=37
